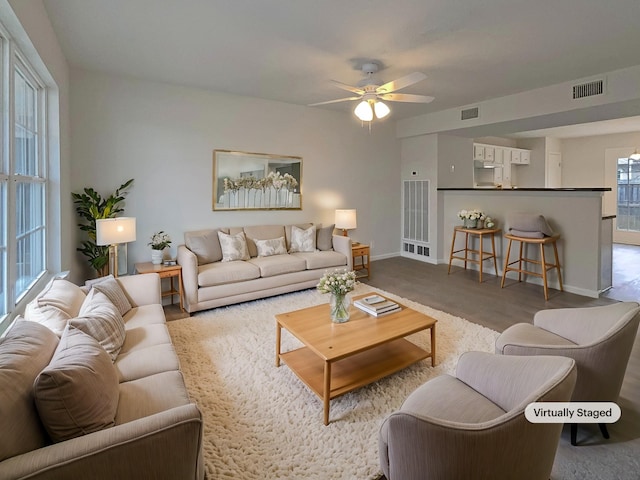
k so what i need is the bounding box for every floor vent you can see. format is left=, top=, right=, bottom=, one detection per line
left=572, top=79, right=604, bottom=99
left=461, top=106, right=479, bottom=120
left=403, top=242, right=429, bottom=257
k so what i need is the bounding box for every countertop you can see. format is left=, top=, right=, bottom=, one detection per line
left=437, top=187, right=611, bottom=191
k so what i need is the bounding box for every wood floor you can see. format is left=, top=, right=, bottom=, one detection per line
left=361, top=247, right=640, bottom=480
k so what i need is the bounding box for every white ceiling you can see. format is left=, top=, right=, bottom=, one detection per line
left=43, top=0, right=640, bottom=136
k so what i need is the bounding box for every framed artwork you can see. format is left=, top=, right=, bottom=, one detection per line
left=213, top=150, right=302, bottom=210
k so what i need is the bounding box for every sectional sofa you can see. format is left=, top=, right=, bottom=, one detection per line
left=0, top=273, right=203, bottom=480
left=177, top=223, right=352, bottom=313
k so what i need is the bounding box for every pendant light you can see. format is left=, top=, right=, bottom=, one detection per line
left=630, top=149, right=640, bottom=160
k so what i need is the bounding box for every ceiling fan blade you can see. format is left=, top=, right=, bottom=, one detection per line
left=308, top=96, right=361, bottom=106
left=330, top=80, right=365, bottom=95
left=376, top=72, right=427, bottom=94
left=378, top=93, right=435, bottom=103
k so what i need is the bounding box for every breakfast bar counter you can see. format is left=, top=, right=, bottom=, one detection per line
left=437, top=187, right=612, bottom=298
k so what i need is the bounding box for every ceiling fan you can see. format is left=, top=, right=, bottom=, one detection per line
left=309, top=62, right=435, bottom=121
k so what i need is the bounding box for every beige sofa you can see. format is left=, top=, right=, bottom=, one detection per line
left=0, top=273, right=203, bottom=480
left=178, top=223, right=352, bottom=313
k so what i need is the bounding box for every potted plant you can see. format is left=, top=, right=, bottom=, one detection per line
left=317, top=268, right=357, bottom=323
left=72, top=179, right=134, bottom=277
left=148, top=231, right=172, bottom=264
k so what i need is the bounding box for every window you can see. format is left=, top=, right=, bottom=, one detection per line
left=617, top=157, right=640, bottom=232
left=0, top=34, right=48, bottom=319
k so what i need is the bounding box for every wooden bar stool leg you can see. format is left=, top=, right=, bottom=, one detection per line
left=501, top=238, right=513, bottom=288
left=479, top=233, right=484, bottom=283
left=490, top=232, right=499, bottom=277
left=540, top=243, right=549, bottom=300
left=448, top=229, right=458, bottom=274
left=518, top=241, right=524, bottom=282
left=464, top=232, right=470, bottom=270
left=552, top=240, right=564, bottom=292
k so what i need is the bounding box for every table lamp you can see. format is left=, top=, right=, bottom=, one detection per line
left=335, top=209, right=357, bottom=236
left=96, top=217, right=136, bottom=277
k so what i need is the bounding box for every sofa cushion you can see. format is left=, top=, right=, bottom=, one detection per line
left=91, top=275, right=133, bottom=316
left=115, top=343, right=181, bottom=382
left=123, top=304, right=167, bottom=330
left=0, top=320, right=59, bottom=461
left=198, top=260, right=260, bottom=287
left=119, top=323, right=173, bottom=354
left=243, top=225, right=286, bottom=257
left=218, top=231, right=250, bottom=262
left=116, top=371, right=192, bottom=424
left=254, top=236, right=288, bottom=257
left=291, top=251, right=348, bottom=270
left=248, top=254, right=307, bottom=278
left=33, top=325, right=119, bottom=443
left=185, top=228, right=222, bottom=264
left=70, top=289, right=126, bottom=361
left=316, top=224, right=335, bottom=251
left=24, top=278, right=87, bottom=336
left=289, top=225, right=317, bottom=253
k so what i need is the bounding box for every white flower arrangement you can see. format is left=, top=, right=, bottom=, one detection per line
left=316, top=268, right=357, bottom=296
left=457, top=209, right=484, bottom=220
left=148, top=231, right=172, bottom=250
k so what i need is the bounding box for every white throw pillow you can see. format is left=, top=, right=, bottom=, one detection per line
left=289, top=225, right=317, bottom=253
left=254, top=237, right=287, bottom=257
left=23, top=278, right=87, bottom=336
left=218, top=231, right=250, bottom=262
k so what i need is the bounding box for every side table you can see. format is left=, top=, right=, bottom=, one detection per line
left=352, top=243, right=371, bottom=279
left=135, top=262, right=184, bottom=312
left=448, top=227, right=501, bottom=283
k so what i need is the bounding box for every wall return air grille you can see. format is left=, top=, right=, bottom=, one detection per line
left=572, top=79, right=604, bottom=99
left=461, top=106, right=479, bottom=120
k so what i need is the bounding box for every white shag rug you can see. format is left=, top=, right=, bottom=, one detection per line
left=167, top=284, right=499, bottom=480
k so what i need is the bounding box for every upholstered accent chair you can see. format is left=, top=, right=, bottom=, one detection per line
left=496, top=302, right=640, bottom=445
left=378, top=351, right=577, bottom=480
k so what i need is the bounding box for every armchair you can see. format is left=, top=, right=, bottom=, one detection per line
left=495, top=302, right=640, bottom=445
left=378, top=351, right=576, bottom=480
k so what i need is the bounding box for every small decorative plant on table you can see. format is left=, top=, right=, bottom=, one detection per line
left=149, top=231, right=172, bottom=265
left=317, top=268, right=357, bottom=323
left=457, top=209, right=484, bottom=229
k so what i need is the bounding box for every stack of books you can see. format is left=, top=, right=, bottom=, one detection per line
left=354, top=294, right=401, bottom=317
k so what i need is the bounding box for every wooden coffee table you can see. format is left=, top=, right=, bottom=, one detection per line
left=275, top=293, right=437, bottom=425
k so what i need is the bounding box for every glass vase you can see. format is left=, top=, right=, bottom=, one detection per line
left=330, top=293, right=351, bottom=323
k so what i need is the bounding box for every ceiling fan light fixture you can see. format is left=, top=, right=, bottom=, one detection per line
left=374, top=101, right=390, bottom=119
left=354, top=100, right=373, bottom=121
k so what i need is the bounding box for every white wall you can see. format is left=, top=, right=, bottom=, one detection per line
left=69, top=69, right=401, bottom=281
left=562, top=131, right=640, bottom=188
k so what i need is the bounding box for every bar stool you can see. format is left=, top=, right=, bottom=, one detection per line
left=448, top=226, right=501, bottom=283
left=501, top=233, right=564, bottom=300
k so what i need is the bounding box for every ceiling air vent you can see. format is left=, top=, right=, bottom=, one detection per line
left=461, top=107, right=479, bottom=120
left=572, top=79, right=604, bottom=99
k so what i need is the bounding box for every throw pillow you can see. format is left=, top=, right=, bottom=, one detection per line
left=90, top=275, right=132, bottom=316
left=218, top=231, right=250, bottom=262
left=254, top=237, right=288, bottom=257
left=289, top=225, right=317, bottom=253
left=33, top=324, right=119, bottom=443
left=0, top=320, right=59, bottom=461
left=316, top=224, right=335, bottom=251
left=185, top=229, right=223, bottom=264
left=71, top=289, right=126, bottom=362
left=24, top=301, right=71, bottom=337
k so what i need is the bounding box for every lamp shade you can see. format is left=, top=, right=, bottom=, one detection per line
left=335, top=209, right=357, bottom=230
left=374, top=101, right=390, bottom=119
left=96, top=217, right=137, bottom=245
left=354, top=101, right=373, bottom=122
left=630, top=149, right=640, bottom=160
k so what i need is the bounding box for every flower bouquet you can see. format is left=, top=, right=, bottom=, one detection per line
left=317, top=268, right=357, bottom=323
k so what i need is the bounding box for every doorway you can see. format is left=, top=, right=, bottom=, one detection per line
left=604, top=148, right=640, bottom=245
